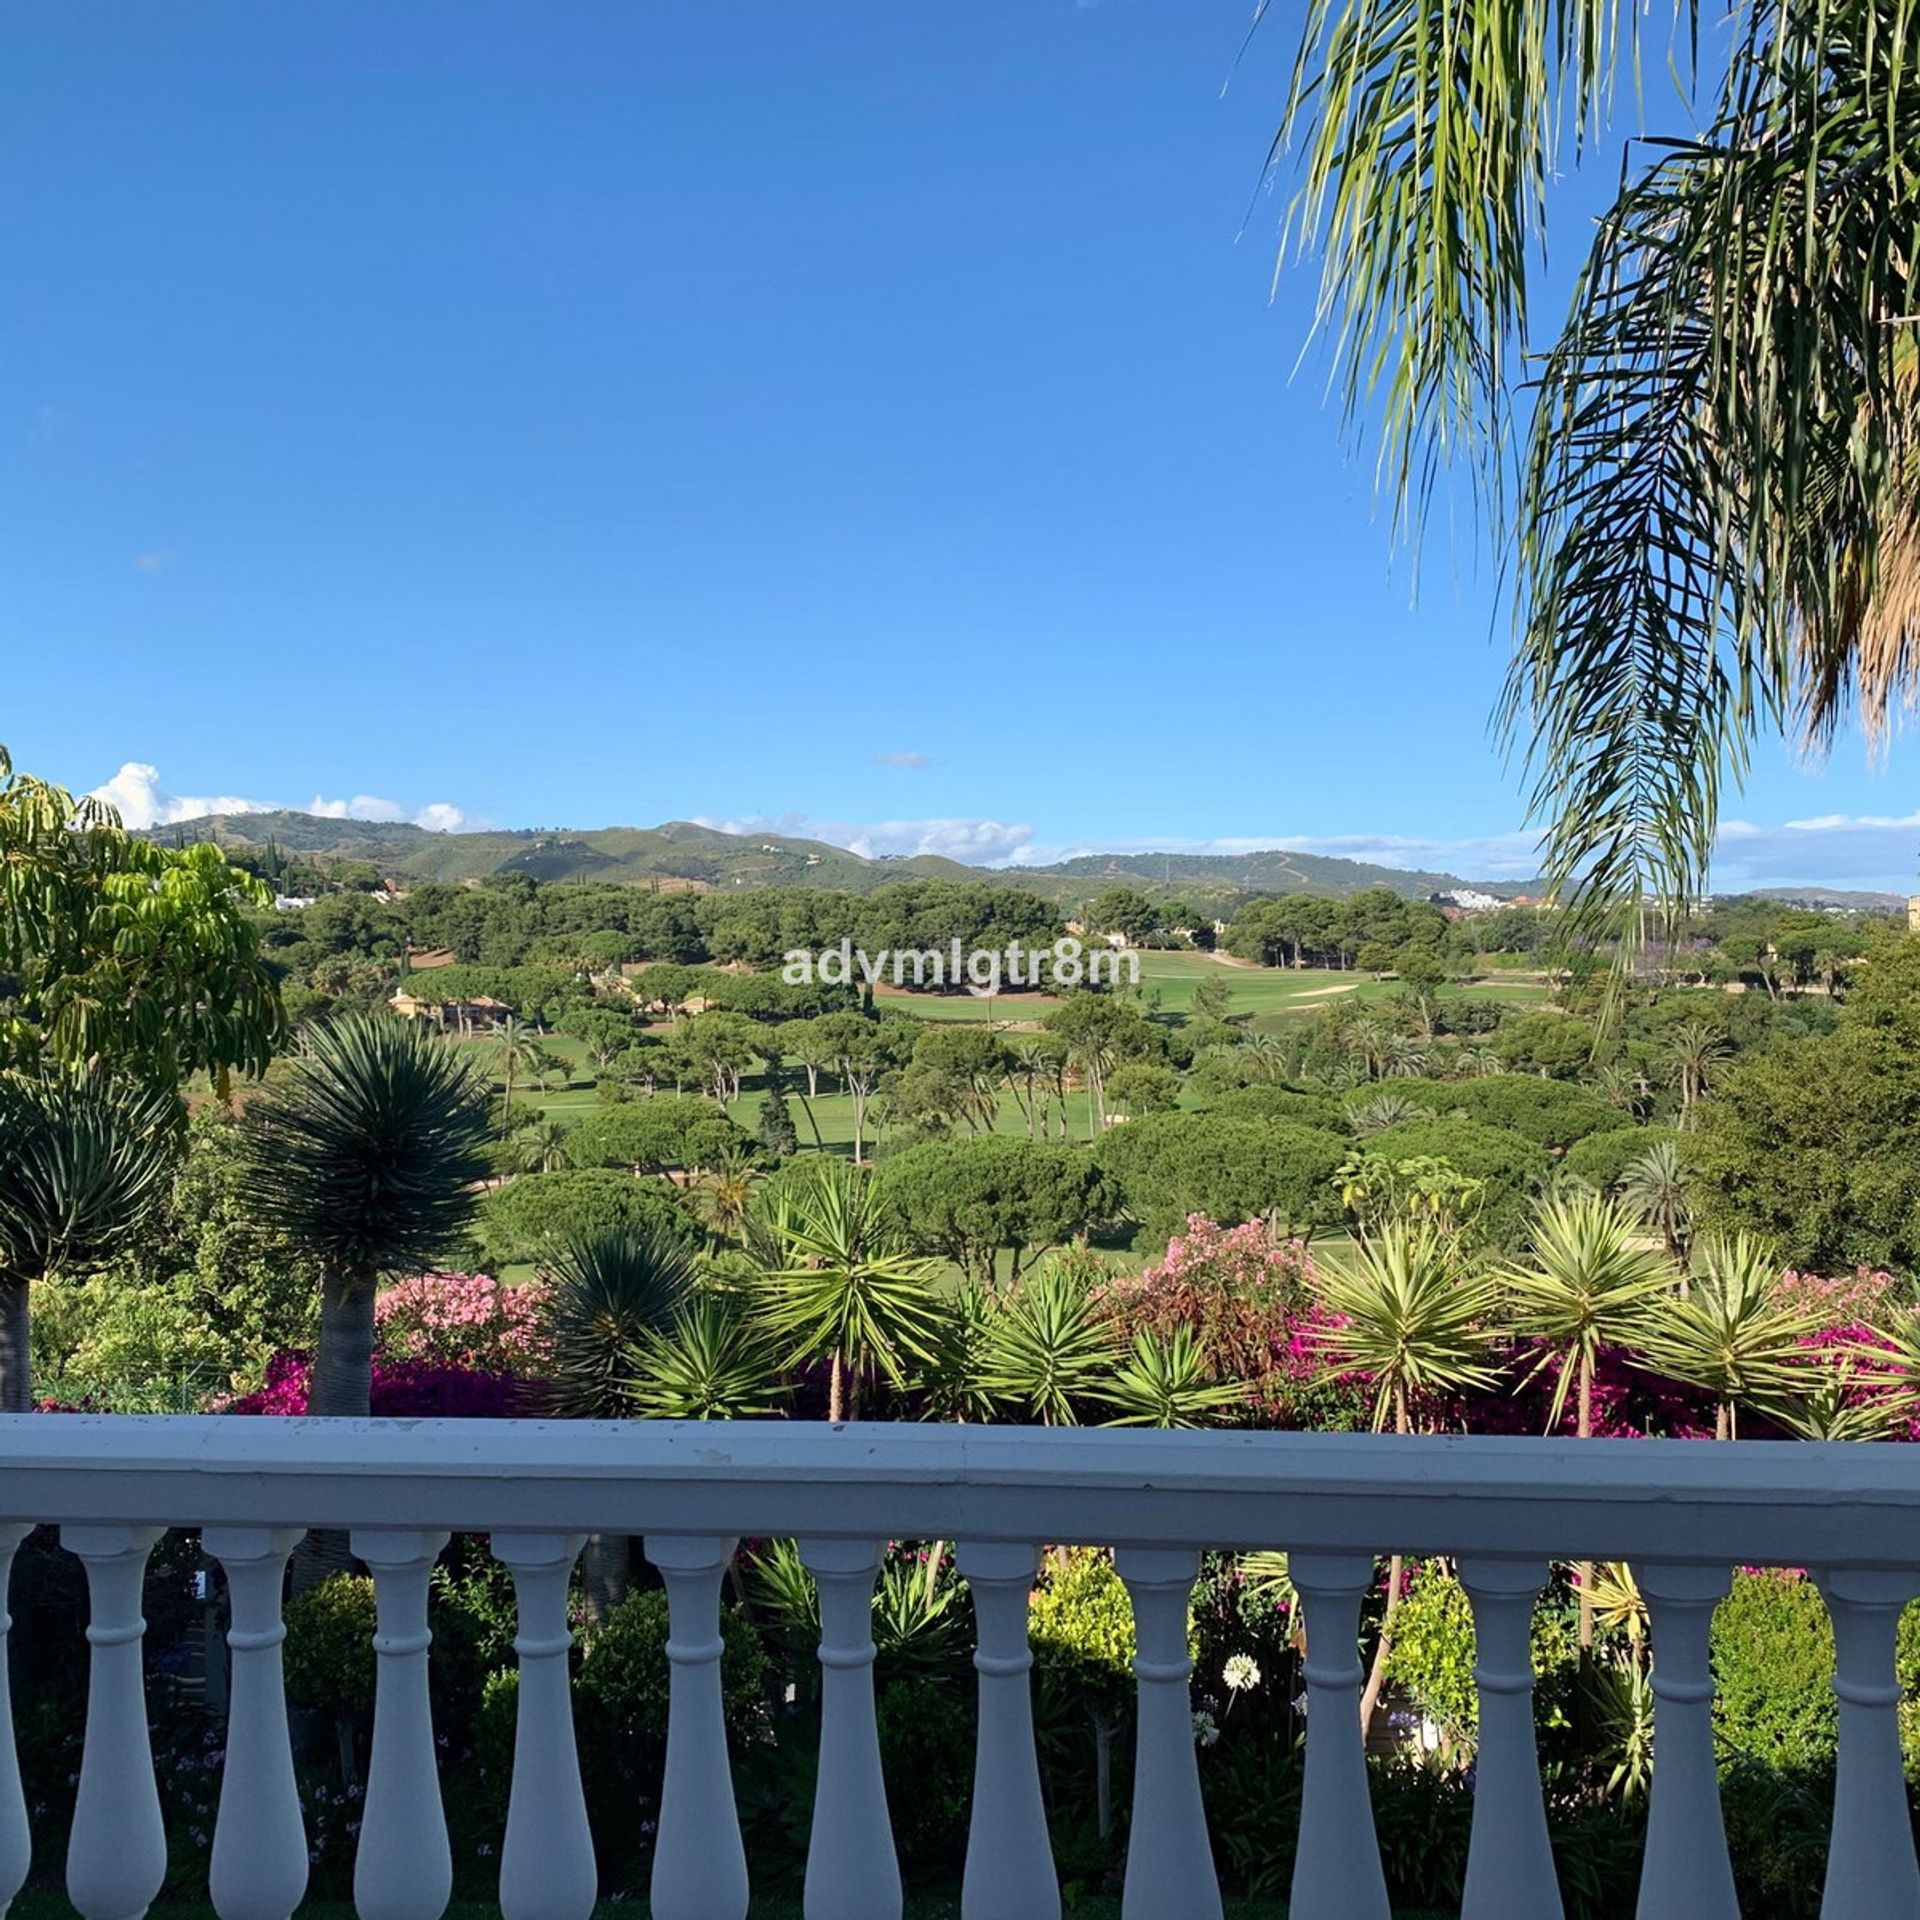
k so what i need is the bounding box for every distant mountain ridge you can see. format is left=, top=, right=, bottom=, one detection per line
left=145, top=809, right=1535, bottom=906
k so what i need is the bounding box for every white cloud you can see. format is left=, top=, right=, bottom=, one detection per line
left=132, top=550, right=170, bottom=574
left=86, top=762, right=476, bottom=834
left=872, top=750, right=932, bottom=770
left=698, top=812, right=1037, bottom=866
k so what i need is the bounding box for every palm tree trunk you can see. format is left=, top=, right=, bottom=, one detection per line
left=0, top=1278, right=30, bottom=1413
left=310, top=1270, right=377, bottom=1416
left=828, top=1350, right=846, bottom=1424
left=293, top=1270, right=380, bottom=1591
left=1577, top=1363, right=1595, bottom=1650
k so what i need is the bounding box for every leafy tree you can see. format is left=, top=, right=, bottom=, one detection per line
left=0, top=1069, right=179, bottom=1410
left=1494, top=1012, right=1597, bottom=1081
left=810, top=1011, right=892, bottom=1163
left=1356, top=1118, right=1548, bottom=1247
left=565, top=1096, right=750, bottom=1176
left=756, top=1091, right=799, bottom=1159
left=756, top=1157, right=944, bottom=1420
left=1085, top=886, right=1159, bottom=945
left=1618, top=1140, right=1694, bottom=1264
left=556, top=1006, right=640, bottom=1070
left=0, top=747, right=284, bottom=1088
left=478, top=1169, right=694, bottom=1270
left=876, top=1137, right=1120, bottom=1285
left=1095, top=1111, right=1347, bottom=1244
left=242, top=1015, right=492, bottom=1420
left=1104, top=1062, right=1180, bottom=1117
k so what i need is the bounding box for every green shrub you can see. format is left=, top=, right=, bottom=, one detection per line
left=282, top=1574, right=377, bottom=1717
left=1561, top=1126, right=1675, bottom=1194
left=1029, top=1547, right=1137, bottom=1718
left=1383, top=1566, right=1579, bottom=1748
left=876, top=1676, right=974, bottom=1883
left=576, top=1587, right=769, bottom=1757
left=1358, top=1120, right=1550, bottom=1245
left=1711, top=1571, right=1837, bottom=1772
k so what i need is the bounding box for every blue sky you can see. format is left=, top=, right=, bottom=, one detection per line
left=2, top=1, right=1915, bottom=889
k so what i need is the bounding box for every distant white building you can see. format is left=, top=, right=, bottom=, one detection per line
left=1434, top=889, right=1505, bottom=913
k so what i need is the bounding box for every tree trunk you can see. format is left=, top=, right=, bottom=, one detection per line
left=1357, top=1553, right=1402, bottom=1733
left=581, top=1534, right=630, bottom=1629
left=293, top=1269, right=378, bottom=1592
left=828, top=1350, right=846, bottom=1424
left=0, top=1278, right=30, bottom=1413
left=1576, top=1363, right=1595, bottom=1651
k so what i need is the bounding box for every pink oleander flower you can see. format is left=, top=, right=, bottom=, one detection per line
left=373, top=1271, right=552, bottom=1374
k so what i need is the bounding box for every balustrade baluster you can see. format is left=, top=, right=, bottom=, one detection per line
left=0, top=1524, right=30, bottom=1920
left=491, top=1532, right=596, bottom=1920
left=203, top=1528, right=307, bottom=1920
left=1816, top=1568, right=1920, bottom=1919
left=954, top=1541, right=1056, bottom=1920
left=1287, top=1552, right=1389, bottom=1920
left=644, top=1534, right=749, bottom=1920
left=1459, top=1556, right=1561, bottom=1920
left=1115, top=1547, right=1222, bottom=1920
left=350, top=1528, right=452, bottom=1920
left=1635, top=1563, right=1736, bottom=1920
left=797, top=1538, right=900, bottom=1920
left=62, top=1524, right=167, bottom=1920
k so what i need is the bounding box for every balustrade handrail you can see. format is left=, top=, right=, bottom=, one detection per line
left=4, top=1413, right=1919, bottom=1567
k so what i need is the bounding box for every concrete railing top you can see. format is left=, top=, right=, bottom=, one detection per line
left=4, top=1414, right=1918, bottom=1566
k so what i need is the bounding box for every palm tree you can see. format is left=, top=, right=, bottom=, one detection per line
left=979, top=1260, right=1114, bottom=1426
left=0, top=1069, right=179, bottom=1412
left=1662, top=1023, right=1730, bottom=1130
left=1620, top=1141, right=1694, bottom=1266
left=1504, top=1196, right=1676, bottom=1646
left=243, top=1015, right=492, bottom=1420
left=491, top=1014, right=544, bottom=1122
left=509, top=1116, right=572, bottom=1174
left=1312, top=1226, right=1504, bottom=1725
left=1627, top=1234, right=1825, bottom=1439
left=756, top=1156, right=945, bottom=1421
left=1276, top=2, right=1920, bottom=947
left=1350, top=1091, right=1419, bottom=1138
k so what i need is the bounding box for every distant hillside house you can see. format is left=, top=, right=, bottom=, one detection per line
left=405, top=946, right=458, bottom=970
left=390, top=990, right=515, bottom=1034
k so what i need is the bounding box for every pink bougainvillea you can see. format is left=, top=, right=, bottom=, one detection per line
left=223, top=1349, right=527, bottom=1419
left=373, top=1271, right=551, bottom=1374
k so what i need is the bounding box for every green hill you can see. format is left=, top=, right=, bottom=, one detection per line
left=145, top=810, right=1525, bottom=906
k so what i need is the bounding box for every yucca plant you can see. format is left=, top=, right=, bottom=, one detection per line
left=543, top=1226, right=700, bottom=1421
left=756, top=1155, right=944, bottom=1421
left=242, top=1013, right=492, bottom=1420
left=625, top=1291, right=786, bottom=1421
left=1627, top=1233, right=1825, bottom=1439
left=979, top=1258, right=1114, bottom=1426
left=0, top=1067, right=180, bottom=1411
left=1506, top=1197, right=1676, bottom=1441
left=918, top=1283, right=1000, bottom=1424
left=1313, top=1225, right=1505, bottom=1434
left=1099, top=1325, right=1241, bottom=1429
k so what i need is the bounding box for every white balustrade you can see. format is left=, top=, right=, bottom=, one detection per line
left=1288, top=1552, right=1390, bottom=1920
left=63, top=1524, right=167, bottom=1920
left=798, top=1537, right=900, bottom=1920
left=5, top=1420, right=1920, bottom=1919
left=1116, top=1547, right=1223, bottom=1920
left=204, top=1526, right=308, bottom=1920
left=350, top=1527, right=453, bottom=1920
left=491, top=1531, right=596, bottom=1920
left=0, top=1524, right=30, bottom=1920
left=1459, top=1556, right=1562, bottom=1920
left=1817, top=1567, right=1920, bottom=1919
left=1635, top=1562, right=1736, bottom=1920
left=644, top=1533, right=750, bottom=1920
left=954, top=1540, right=1056, bottom=1920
